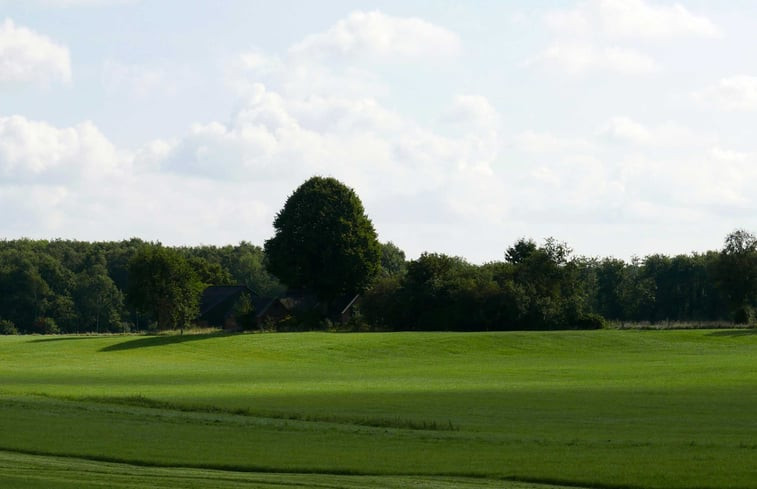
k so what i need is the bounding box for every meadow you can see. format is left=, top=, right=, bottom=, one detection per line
left=0, top=330, right=756, bottom=489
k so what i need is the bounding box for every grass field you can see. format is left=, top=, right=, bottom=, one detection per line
left=1, top=330, right=756, bottom=488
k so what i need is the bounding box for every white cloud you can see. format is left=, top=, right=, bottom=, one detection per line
left=693, top=76, right=757, bottom=111
left=515, top=131, right=595, bottom=154
left=0, top=115, right=122, bottom=182
left=597, top=0, right=721, bottom=40
left=546, top=0, right=720, bottom=40
left=539, top=1, right=718, bottom=77
left=289, top=10, right=461, bottom=61
left=710, top=146, right=750, bottom=163
left=2, top=6, right=748, bottom=262
left=537, top=42, right=658, bottom=75
left=440, top=94, right=500, bottom=130
left=161, top=83, right=501, bottom=188
left=227, top=50, right=386, bottom=101
left=0, top=18, right=71, bottom=85
left=0, top=11, right=501, bottom=257
left=0, top=85, right=506, bottom=255
left=545, top=8, right=592, bottom=35
left=599, top=116, right=699, bottom=147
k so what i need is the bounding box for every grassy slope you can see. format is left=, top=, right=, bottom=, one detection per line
left=0, top=330, right=756, bottom=488
left=0, top=450, right=557, bottom=489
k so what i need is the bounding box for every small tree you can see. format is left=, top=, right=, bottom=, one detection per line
left=264, top=177, right=381, bottom=307
left=0, top=319, right=18, bottom=335
left=126, top=245, right=202, bottom=333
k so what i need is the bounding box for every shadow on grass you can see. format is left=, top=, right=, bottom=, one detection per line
left=28, top=336, right=104, bottom=344
left=100, top=333, right=233, bottom=352
left=707, top=329, right=757, bottom=337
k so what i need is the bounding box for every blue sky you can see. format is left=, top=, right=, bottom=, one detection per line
left=2, top=0, right=757, bottom=262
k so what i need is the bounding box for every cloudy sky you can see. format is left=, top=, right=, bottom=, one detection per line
left=2, top=0, right=757, bottom=262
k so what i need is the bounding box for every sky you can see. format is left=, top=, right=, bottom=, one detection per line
left=2, top=0, right=757, bottom=263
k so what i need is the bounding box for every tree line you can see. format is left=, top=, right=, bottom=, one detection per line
left=362, top=237, right=740, bottom=331
left=1, top=174, right=755, bottom=334
left=0, top=230, right=754, bottom=334
left=0, top=238, right=283, bottom=334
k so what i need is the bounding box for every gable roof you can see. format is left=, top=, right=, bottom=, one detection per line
left=199, top=285, right=254, bottom=318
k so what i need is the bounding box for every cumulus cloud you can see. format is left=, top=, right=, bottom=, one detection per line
left=0, top=18, right=71, bottom=85
left=440, top=95, right=500, bottom=130
left=546, top=0, right=720, bottom=40
left=597, top=0, right=720, bottom=40
left=538, top=1, right=719, bottom=76
left=0, top=115, right=122, bottom=182
left=0, top=11, right=501, bottom=258
left=710, top=146, right=750, bottom=163
left=598, top=116, right=699, bottom=147
left=536, top=42, right=658, bottom=75
left=693, top=76, right=757, bottom=111
left=161, top=83, right=501, bottom=191
left=0, top=84, right=505, bottom=254
left=3, top=7, right=746, bottom=262
left=289, top=10, right=461, bottom=61
left=515, top=131, right=595, bottom=154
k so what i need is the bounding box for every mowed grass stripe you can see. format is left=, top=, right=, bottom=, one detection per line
left=1, top=330, right=756, bottom=488
left=0, top=450, right=568, bottom=489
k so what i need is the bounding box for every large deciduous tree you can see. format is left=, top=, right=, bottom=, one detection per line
left=126, top=244, right=202, bottom=333
left=264, top=176, right=381, bottom=304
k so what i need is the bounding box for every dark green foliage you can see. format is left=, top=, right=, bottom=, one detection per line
left=126, top=245, right=203, bottom=332
left=572, top=312, right=607, bottom=330
left=187, top=256, right=234, bottom=287
left=73, top=252, right=124, bottom=333
left=400, top=253, right=477, bottom=330
left=379, top=241, right=407, bottom=278
left=362, top=233, right=744, bottom=331
left=0, top=239, right=286, bottom=333
left=716, top=229, right=757, bottom=323
left=0, top=227, right=754, bottom=332
left=508, top=238, right=586, bottom=329
left=265, top=177, right=381, bottom=302
left=229, top=292, right=256, bottom=330
left=360, top=276, right=403, bottom=329
left=0, top=318, right=17, bottom=335
left=505, top=238, right=537, bottom=264
left=180, top=242, right=284, bottom=296
left=732, top=305, right=755, bottom=325
left=31, top=317, right=60, bottom=335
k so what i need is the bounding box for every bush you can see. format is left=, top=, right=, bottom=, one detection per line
left=0, top=319, right=18, bottom=335
left=32, top=317, right=60, bottom=335
left=732, top=305, right=754, bottom=325
left=573, top=313, right=608, bottom=330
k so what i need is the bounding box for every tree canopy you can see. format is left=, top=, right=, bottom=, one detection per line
left=264, top=176, right=381, bottom=303
left=0, top=227, right=753, bottom=333
left=126, top=245, right=202, bottom=333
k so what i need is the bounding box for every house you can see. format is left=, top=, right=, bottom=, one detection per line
left=254, top=289, right=360, bottom=326
left=197, top=285, right=257, bottom=330
left=198, top=285, right=361, bottom=330
left=331, top=293, right=361, bottom=323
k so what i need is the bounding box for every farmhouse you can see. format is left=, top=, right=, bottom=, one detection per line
left=198, top=285, right=260, bottom=330
left=272, top=290, right=359, bottom=322
left=198, top=285, right=361, bottom=330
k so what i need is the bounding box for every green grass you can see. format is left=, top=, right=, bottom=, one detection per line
left=0, top=450, right=554, bottom=489
left=1, top=330, right=756, bottom=488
